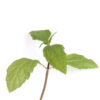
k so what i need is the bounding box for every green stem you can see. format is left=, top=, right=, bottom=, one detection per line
left=39, top=63, right=47, bottom=69
left=40, top=63, right=50, bottom=100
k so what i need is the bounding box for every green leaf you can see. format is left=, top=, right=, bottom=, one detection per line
left=43, top=44, right=67, bottom=74
left=48, top=32, right=56, bottom=44
left=30, top=30, right=51, bottom=44
left=67, top=53, right=98, bottom=69
left=6, top=58, right=39, bottom=92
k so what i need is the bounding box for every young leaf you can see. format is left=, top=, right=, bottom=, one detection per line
left=67, top=53, right=98, bottom=69
left=48, top=32, right=56, bottom=44
left=43, top=44, right=67, bottom=74
left=30, top=30, right=51, bottom=44
left=6, top=58, right=39, bottom=92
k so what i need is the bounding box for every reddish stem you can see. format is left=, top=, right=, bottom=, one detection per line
left=40, top=63, right=50, bottom=100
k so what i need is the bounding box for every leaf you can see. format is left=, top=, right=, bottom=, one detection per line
left=6, top=58, right=39, bottom=92
left=67, top=53, right=98, bottom=69
left=48, top=32, right=56, bottom=44
left=30, top=30, right=51, bottom=44
left=43, top=44, right=67, bottom=74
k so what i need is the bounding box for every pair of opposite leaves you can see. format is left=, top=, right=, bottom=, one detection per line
left=6, top=30, right=98, bottom=92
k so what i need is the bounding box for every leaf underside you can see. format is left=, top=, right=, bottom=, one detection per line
left=67, top=53, right=98, bottom=69
left=6, top=58, right=39, bottom=92
left=43, top=44, right=67, bottom=74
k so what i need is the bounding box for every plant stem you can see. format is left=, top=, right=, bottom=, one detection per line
left=39, top=62, right=47, bottom=69
left=40, top=63, right=50, bottom=100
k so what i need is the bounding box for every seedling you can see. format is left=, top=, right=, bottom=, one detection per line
left=6, top=30, right=98, bottom=100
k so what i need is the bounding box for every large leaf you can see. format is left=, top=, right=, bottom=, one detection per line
left=6, top=58, right=39, bottom=92
left=43, top=44, right=67, bottom=74
left=67, top=53, right=98, bottom=69
left=30, top=30, right=51, bottom=44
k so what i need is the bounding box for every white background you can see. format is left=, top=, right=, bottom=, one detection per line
left=0, top=0, right=100, bottom=100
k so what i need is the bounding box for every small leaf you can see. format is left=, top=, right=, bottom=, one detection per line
left=30, top=30, right=51, bottom=44
left=67, top=53, right=98, bottom=69
left=43, top=44, right=67, bottom=74
left=6, top=58, right=39, bottom=92
left=48, top=32, right=56, bottom=44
